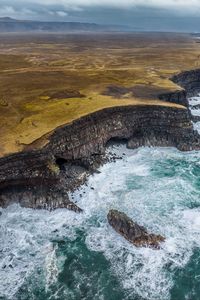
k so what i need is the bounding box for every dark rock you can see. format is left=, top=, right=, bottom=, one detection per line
left=62, top=201, right=83, bottom=213
left=172, top=69, right=200, bottom=98
left=107, top=209, right=165, bottom=249
left=95, top=170, right=101, bottom=174
left=192, top=115, right=200, bottom=123
left=191, top=104, right=200, bottom=110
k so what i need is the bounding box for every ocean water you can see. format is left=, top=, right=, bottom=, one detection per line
left=1, top=97, right=200, bottom=300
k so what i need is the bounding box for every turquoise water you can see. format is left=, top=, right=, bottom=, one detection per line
left=1, top=146, right=200, bottom=300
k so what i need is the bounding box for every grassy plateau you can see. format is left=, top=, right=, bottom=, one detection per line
left=0, top=32, right=200, bottom=157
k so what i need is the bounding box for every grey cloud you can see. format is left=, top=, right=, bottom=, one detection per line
left=0, top=0, right=200, bottom=32
left=4, top=0, right=200, bottom=13
left=2, top=1, right=200, bottom=14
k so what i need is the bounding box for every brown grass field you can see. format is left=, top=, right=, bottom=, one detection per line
left=0, top=32, right=200, bottom=157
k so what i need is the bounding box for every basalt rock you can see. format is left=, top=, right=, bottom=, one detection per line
left=107, top=209, right=165, bottom=249
left=158, top=69, right=200, bottom=107
left=172, top=69, right=200, bottom=98
left=159, top=89, right=188, bottom=107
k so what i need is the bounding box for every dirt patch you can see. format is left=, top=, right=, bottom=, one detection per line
left=41, top=89, right=85, bottom=100
left=103, top=84, right=170, bottom=100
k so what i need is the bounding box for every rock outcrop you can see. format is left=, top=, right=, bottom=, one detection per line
left=172, top=69, right=200, bottom=98
left=159, top=69, right=200, bottom=106
left=107, top=210, right=165, bottom=249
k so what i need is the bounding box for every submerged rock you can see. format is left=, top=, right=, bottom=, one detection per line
left=62, top=201, right=83, bottom=213
left=192, top=115, right=200, bottom=123
left=107, top=209, right=165, bottom=249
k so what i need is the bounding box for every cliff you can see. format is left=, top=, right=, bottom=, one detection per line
left=1, top=66, right=200, bottom=210
left=172, top=69, right=200, bottom=97
left=0, top=77, right=200, bottom=210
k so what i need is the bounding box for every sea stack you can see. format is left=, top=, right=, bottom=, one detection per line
left=107, top=209, right=165, bottom=249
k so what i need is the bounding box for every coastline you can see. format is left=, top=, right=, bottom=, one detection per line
left=1, top=68, right=200, bottom=210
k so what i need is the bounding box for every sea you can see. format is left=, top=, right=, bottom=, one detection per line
left=1, top=95, right=200, bottom=300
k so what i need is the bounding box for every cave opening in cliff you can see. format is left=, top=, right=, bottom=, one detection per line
left=55, top=157, right=68, bottom=171
left=106, top=137, right=128, bottom=148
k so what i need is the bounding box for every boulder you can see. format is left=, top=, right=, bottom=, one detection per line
left=107, top=209, right=165, bottom=249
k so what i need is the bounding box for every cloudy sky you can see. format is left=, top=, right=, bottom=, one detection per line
left=1, top=0, right=200, bottom=31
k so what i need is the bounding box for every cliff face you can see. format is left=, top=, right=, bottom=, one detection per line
left=172, top=69, right=200, bottom=97
left=159, top=90, right=188, bottom=107
left=158, top=69, right=200, bottom=106
left=1, top=69, right=200, bottom=210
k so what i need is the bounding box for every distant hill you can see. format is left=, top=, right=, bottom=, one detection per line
left=0, top=17, right=126, bottom=32
left=0, top=17, right=18, bottom=22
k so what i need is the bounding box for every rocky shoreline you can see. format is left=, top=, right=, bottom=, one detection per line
left=1, top=69, right=200, bottom=211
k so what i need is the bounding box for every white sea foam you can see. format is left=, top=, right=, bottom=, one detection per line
left=45, top=243, right=59, bottom=292
left=190, top=108, right=200, bottom=116
left=188, top=96, right=200, bottom=107
left=1, top=146, right=200, bottom=299
left=0, top=206, right=84, bottom=299
left=193, top=121, right=200, bottom=133
left=188, top=94, right=200, bottom=133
